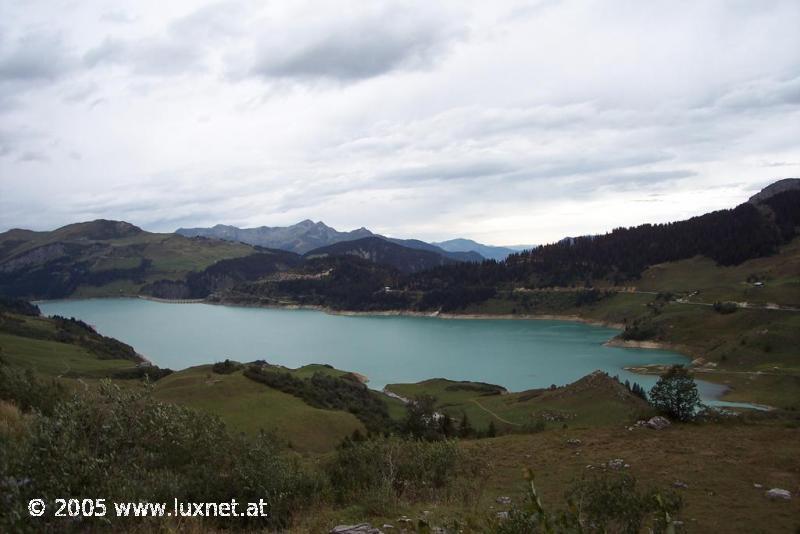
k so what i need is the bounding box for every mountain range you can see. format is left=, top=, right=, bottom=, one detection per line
left=177, top=221, right=490, bottom=261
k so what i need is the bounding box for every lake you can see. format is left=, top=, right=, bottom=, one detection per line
left=39, top=298, right=745, bottom=406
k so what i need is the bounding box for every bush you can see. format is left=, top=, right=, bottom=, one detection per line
left=326, top=437, right=481, bottom=506
left=649, top=365, right=702, bottom=422
left=1, top=382, right=322, bottom=532
left=110, top=365, right=173, bottom=381
left=712, top=301, right=738, bottom=314
left=212, top=359, right=242, bottom=374
left=0, top=363, right=65, bottom=415
left=495, top=469, right=682, bottom=534
left=621, top=319, right=659, bottom=341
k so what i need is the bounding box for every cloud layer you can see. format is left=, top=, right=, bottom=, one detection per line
left=0, top=0, right=799, bottom=245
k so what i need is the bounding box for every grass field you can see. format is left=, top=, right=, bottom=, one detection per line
left=464, top=422, right=800, bottom=534
left=153, top=365, right=365, bottom=452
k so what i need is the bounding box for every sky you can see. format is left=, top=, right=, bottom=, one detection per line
left=0, top=0, right=799, bottom=245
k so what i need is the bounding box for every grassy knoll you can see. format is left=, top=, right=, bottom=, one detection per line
left=153, top=365, right=365, bottom=452
left=387, top=372, right=650, bottom=432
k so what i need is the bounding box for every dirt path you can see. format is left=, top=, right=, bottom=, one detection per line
left=470, top=398, right=522, bottom=426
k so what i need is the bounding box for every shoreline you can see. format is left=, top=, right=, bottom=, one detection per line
left=38, top=295, right=766, bottom=408
left=38, top=295, right=627, bottom=329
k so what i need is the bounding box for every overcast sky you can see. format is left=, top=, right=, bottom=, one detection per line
left=1, top=0, right=798, bottom=245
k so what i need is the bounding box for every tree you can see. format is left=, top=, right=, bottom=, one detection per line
left=458, top=412, right=475, bottom=438
left=486, top=420, right=497, bottom=438
left=403, top=394, right=440, bottom=440
left=439, top=413, right=455, bottom=437
left=649, top=365, right=702, bottom=421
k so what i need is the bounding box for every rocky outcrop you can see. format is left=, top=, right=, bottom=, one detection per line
left=646, top=416, right=671, bottom=430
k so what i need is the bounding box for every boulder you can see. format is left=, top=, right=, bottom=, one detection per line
left=646, top=416, right=671, bottom=430
left=765, top=488, right=791, bottom=500
left=330, top=524, right=383, bottom=534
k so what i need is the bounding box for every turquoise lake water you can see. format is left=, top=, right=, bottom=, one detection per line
left=39, top=298, right=745, bottom=405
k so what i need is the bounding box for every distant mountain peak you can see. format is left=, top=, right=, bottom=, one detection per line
left=432, top=238, right=518, bottom=261
left=54, top=219, right=143, bottom=240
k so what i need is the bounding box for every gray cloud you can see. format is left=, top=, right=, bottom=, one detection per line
left=83, top=36, right=206, bottom=75
left=0, top=33, right=76, bottom=81
left=251, top=4, right=465, bottom=81
left=0, top=0, right=798, bottom=244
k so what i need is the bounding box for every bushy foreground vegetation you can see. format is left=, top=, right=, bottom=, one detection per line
left=496, top=469, right=682, bottom=534
left=0, top=358, right=704, bottom=532
left=0, top=367, right=322, bottom=532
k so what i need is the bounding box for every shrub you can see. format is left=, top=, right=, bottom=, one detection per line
left=712, top=301, right=738, bottom=314
left=495, top=469, right=682, bottom=534
left=1, top=382, right=322, bottom=532
left=326, top=437, right=481, bottom=507
left=0, top=363, right=65, bottom=415
left=621, top=319, right=659, bottom=341
left=110, top=365, right=173, bottom=381
left=212, top=359, right=242, bottom=374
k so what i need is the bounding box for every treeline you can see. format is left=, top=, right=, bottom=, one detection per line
left=505, top=198, right=792, bottom=285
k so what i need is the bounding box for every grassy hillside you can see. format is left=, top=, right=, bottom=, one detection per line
left=153, top=365, right=365, bottom=453
left=637, top=236, right=800, bottom=307
left=0, top=220, right=254, bottom=299
left=0, top=303, right=143, bottom=378
left=387, top=371, right=650, bottom=432
left=459, top=423, right=800, bottom=534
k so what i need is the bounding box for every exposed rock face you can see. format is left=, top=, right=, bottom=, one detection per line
left=330, top=524, right=383, bottom=534
left=765, top=488, right=792, bottom=500
left=646, top=416, right=671, bottom=430
left=0, top=243, right=66, bottom=273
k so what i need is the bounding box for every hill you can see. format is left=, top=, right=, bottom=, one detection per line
left=0, top=220, right=254, bottom=299
left=433, top=238, right=519, bottom=261
left=386, top=371, right=649, bottom=432
left=0, top=298, right=145, bottom=378
left=152, top=364, right=366, bottom=453
left=305, top=236, right=458, bottom=274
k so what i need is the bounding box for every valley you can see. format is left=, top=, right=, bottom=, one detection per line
left=1, top=180, right=798, bottom=532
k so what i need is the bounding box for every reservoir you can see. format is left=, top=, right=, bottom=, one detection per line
left=39, top=298, right=741, bottom=406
